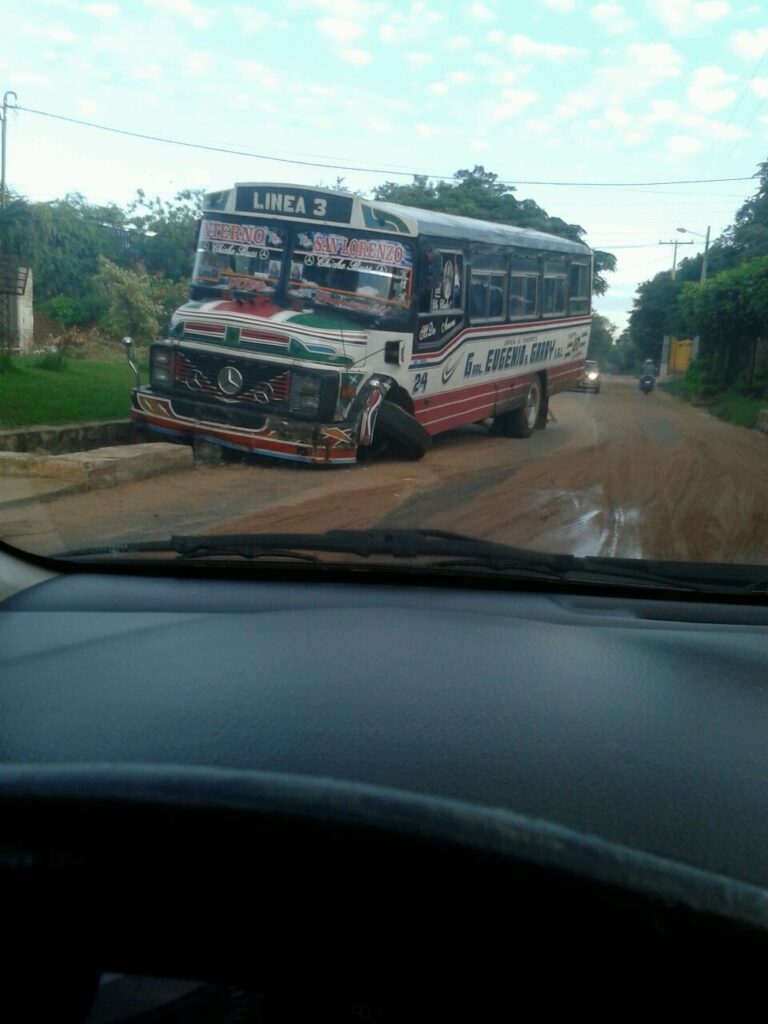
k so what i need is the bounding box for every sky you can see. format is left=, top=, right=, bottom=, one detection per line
left=2, top=0, right=768, bottom=331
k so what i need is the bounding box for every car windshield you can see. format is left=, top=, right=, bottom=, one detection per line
left=2, top=2, right=768, bottom=588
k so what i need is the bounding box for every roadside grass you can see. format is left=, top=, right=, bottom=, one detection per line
left=0, top=358, right=147, bottom=428
left=709, top=395, right=764, bottom=429
left=661, top=379, right=765, bottom=430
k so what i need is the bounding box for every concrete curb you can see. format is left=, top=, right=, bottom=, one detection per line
left=0, top=419, right=137, bottom=454
left=758, top=409, right=768, bottom=435
left=0, top=443, right=194, bottom=511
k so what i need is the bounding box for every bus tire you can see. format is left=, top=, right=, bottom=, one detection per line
left=493, top=378, right=541, bottom=439
left=375, top=401, right=432, bottom=460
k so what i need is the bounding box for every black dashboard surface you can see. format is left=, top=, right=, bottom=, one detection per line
left=3, top=572, right=768, bottom=891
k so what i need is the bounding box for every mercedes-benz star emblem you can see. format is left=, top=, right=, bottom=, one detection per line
left=218, top=365, right=244, bottom=396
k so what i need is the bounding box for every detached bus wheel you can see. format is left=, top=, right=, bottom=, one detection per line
left=493, top=378, right=542, bottom=439
left=375, top=401, right=432, bottom=460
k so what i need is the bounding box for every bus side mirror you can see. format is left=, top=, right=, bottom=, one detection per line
left=122, top=336, right=140, bottom=390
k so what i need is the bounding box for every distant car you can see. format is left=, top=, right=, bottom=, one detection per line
left=573, top=359, right=601, bottom=393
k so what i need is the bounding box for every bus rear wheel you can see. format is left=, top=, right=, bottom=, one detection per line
left=374, top=401, right=432, bottom=460
left=493, top=378, right=542, bottom=439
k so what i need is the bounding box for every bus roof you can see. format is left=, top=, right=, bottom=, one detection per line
left=371, top=200, right=592, bottom=257
left=206, top=183, right=592, bottom=258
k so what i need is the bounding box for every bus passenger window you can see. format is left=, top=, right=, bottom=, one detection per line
left=509, top=276, right=538, bottom=319
left=568, top=262, right=590, bottom=315
left=542, top=276, right=566, bottom=317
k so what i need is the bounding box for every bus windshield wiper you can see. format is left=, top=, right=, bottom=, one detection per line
left=56, top=528, right=724, bottom=592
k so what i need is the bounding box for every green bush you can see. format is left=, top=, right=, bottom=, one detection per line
left=43, top=290, right=107, bottom=329
left=34, top=347, right=69, bottom=371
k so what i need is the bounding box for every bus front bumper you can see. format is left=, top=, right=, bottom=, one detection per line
left=131, top=389, right=359, bottom=466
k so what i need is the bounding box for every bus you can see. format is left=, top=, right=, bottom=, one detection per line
left=131, top=183, right=592, bottom=465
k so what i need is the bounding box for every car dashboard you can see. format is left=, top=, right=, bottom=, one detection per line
left=2, top=564, right=768, bottom=1018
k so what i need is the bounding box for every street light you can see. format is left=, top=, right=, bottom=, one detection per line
left=677, top=226, right=711, bottom=363
left=676, top=225, right=711, bottom=284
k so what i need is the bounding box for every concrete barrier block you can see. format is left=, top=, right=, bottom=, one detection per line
left=0, top=452, right=88, bottom=481
left=758, top=409, right=768, bottom=435
left=58, top=443, right=194, bottom=488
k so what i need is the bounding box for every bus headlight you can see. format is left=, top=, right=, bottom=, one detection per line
left=289, top=372, right=323, bottom=416
left=150, top=346, right=175, bottom=390
left=587, top=371, right=598, bottom=381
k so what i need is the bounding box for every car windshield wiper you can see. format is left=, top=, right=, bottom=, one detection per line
left=54, top=528, right=736, bottom=593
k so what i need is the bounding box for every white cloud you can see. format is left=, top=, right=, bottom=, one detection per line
left=485, top=88, right=538, bottom=120
left=379, top=23, right=397, bottom=42
left=507, top=34, right=585, bottom=60
left=183, top=51, right=212, bottom=77
left=368, top=117, right=395, bottom=134
left=557, top=91, right=600, bottom=117
left=406, top=51, right=434, bottom=66
left=316, top=16, right=363, bottom=43
left=231, top=8, right=286, bottom=32
left=470, top=3, right=494, bottom=19
left=589, top=3, right=634, bottom=34
left=648, top=0, right=729, bottom=34
left=488, top=29, right=505, bottom=43
left=76, top=98, right=102, bottom=116
left=687, top=65, right=736, bottom=112
left=448, top=70, right=474, bottom=83
left=235, top=60, right=280, bottom=89
left=751, top=77, right=768, bottom=99
left=666, top=134, right=705, bottom=158
left=444, top=34, right=471, bottom=49
left=628, top=42, right=683, bottom=78
left=427, top=81, right=450, bottom=94
left=644, top=99, right=680, bottom=122
left=623, top=129, right=650, bottom=145
left=542, top=0, right=574, bottom=9
left=84, top=3, right=119, bottom=17
left=680, top=113, right=746, bottom=139
left=10, top=71, right=51, bottom=86
left=416, top=124, right=444, bottom=138
left=525, top=118, right=551, bottom=134
left=731, top=27, right=768, bottom=60
left=23, top=23, right=79, bottom=43
left=339, top=48, right=373, bottom=66
left=144, top=0, right=216, bottom=30
left=469, top=136, right=490, bottom=150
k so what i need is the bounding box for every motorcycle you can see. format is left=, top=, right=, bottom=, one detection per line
left=639, top=375, right=655, bottom=395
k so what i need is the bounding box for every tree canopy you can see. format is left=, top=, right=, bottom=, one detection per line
left=627, top=158, right=768, bottom=383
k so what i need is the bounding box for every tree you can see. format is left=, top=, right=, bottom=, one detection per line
left=680, top=256, right=768, bottom=386
left=124, top=188, right=204, bottom=281
left=587, top=313, right=618, bottom=367
left=92, top=257, right=160, bottom=345
left=30, top=192, right=129, bottom=303
left=627, top=272, right=689, bottom=365
left=373, top=166, right=615, bottom=295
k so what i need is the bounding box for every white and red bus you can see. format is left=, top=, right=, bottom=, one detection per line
left=132, top=183, right=592, bottom=465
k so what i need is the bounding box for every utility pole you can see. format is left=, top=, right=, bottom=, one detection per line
left=700, top=225, right=711, bottom=285
left=659, top=238, right=694, bottom=280
left=1, top=90, right=18, bottom=209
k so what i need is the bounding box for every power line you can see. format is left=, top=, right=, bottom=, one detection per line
left=13, top=103, right=757, bottom=189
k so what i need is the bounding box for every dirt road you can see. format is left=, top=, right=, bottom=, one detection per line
left=3, top=377, right=768, bottom=563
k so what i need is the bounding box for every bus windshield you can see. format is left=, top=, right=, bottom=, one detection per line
left=192, top=217, right=287, bottom=295
left=288, top=229, right=414, bottom=322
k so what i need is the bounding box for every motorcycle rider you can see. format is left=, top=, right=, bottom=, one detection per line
left=639, top=358, right=656, bottom=392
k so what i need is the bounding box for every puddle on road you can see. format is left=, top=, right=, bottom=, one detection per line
left=532, top=487, right=642, bottom=560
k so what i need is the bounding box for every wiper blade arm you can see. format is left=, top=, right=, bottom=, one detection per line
left=58, top=528, right=575, bottom=569
left=57, top=529, right=742, bottom=593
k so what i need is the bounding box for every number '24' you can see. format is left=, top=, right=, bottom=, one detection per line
left=412, top=372, right=428, bottom=394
